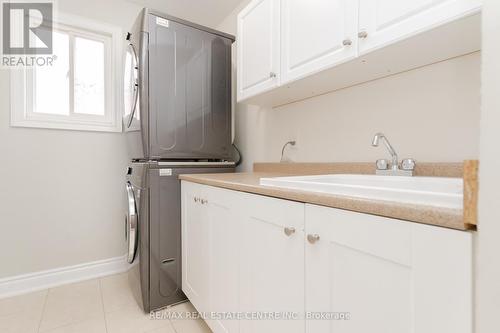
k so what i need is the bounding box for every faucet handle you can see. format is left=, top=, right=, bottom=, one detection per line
left=376, top=159, right=390, bottom=170
left=401, top=158, right=416, bottom=171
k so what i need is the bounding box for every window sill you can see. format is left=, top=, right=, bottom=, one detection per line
left=10, top=118, right=122, bottom=133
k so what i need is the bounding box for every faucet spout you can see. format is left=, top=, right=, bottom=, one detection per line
left=372, top=133, right=398, bottom=170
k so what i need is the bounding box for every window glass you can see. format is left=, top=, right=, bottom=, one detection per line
left=11, top=17, right=120, bottom=133
left=34, top=31, right=70, bottom=115
left=74, top=37, right=105, bottom=115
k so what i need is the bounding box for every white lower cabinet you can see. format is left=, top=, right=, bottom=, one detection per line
left=305, top=204, right=472, bottom=333
left=182, top=182, right=242, bottom=333
left=239, top=193, right=304, bottom=333
left=181, top=181, right=210, bottom=312
left=207, top=187, right=241, bottom=333
left=181, top=181, right=472, bottom=333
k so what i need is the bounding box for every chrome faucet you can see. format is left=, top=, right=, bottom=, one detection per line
left=372, top=133, right=399, bottom=171
left=371, top=133, right=415, bottom=176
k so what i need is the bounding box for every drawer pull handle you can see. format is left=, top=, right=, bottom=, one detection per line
left=307, top=234, right=320, bottom=244
left=284, top=227, right=296, bottom=236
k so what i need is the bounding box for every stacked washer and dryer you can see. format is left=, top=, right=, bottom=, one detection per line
left=123, top=8, right=235, bottom=312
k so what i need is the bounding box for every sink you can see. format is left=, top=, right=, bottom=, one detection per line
left=260, top=174, right=463, bottom=209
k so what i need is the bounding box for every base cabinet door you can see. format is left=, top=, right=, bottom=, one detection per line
left=207, top=187, right=241, bottom=333
left=239, top=194, right=305, bottom=333
left=358, top=0, right=481, bottom=55
left=281, top=0, right=358, bottom=84
left=305, top=205, right=472, bottom=333
left=181, top=182, right=210, bottom=313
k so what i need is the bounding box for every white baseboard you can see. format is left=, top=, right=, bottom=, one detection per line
left=0, top=255, right=130, bottom=299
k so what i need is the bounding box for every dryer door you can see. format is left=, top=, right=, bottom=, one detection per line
left=126, top=181, right=139, bottom=263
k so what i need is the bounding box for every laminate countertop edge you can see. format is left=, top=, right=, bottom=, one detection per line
left=179, top=172, right=471, bottom=231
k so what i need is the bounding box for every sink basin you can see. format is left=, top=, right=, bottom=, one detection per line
left=260, top=174, right=463, bottom=209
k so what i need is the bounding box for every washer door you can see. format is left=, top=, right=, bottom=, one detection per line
left=124, top=43, right=140, bottom=131
left=126, top=181, right=139, bottom=263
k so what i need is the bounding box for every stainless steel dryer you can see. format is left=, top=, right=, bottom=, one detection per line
left=124, top=8, right=235, bottom=161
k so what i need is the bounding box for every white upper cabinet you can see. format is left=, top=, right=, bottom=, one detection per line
left=236, top=0, right=481, bottom=106
left=237, top=0, right=280, bottom=101
left=358, top=0, right=482, bottom=55
left=281, top=0, right=358, bottom=84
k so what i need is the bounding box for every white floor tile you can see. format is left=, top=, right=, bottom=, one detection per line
left=0, top=311, right=42, bottom=333
left=39, top=279, right=104, bottom=332
left=105, top=304, right=173, bottom=333
left=170, top=316, right=213, bottom=333
left=39, top=316, right=106, bottom=333
left=0, top=274, right=213, bottom=333
left=0, top=290, right=47, bottom=318
left=100, top=272, right=138, bottom=313
left=0, top=289, right=47, bottom=333
left=142, top=321, right=176, bottom=333
left=167, top=302, right=213, bottom=333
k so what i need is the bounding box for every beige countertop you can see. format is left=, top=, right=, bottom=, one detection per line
left=179, top=163, right=476, bottom=231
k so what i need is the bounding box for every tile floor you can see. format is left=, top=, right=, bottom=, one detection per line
left=0, top=273, right=212, bottom=333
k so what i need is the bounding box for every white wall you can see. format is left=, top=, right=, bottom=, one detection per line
left=476, top=0, right=500, bottom=331
left=217, top=4, right=481, bottom=172
left=0, top=0, right=142, bottom=279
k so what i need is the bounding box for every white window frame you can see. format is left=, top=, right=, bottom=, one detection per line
left=10, top=12, right=123, bottom=133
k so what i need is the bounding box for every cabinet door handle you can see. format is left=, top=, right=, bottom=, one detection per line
left=284, top=227, right=296, bottom=236
left=358, top=30, right=368, bottom=39
left=201, top=199, right=208, bottom=205
left=307, top=234, right=320, bottom=244
left=342, top=39, right=352, bottom=46
left=269, top=72, right=277, bottom=78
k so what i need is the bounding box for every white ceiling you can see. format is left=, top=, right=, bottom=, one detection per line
left=128, top=0, right=243, bottom=28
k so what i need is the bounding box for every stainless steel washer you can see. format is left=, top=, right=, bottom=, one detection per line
left=125, top=161, right=234, bottom=312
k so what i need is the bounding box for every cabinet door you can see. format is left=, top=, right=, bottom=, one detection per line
left=305, top=205, right=472, bottom=333
left=181, top=182, right=210, bottom=312
left=358, top=0, right=481, bottom=55
left=239, top=194, right=305, bottom=333
left=207, top=187, right=241, bottom=333
left=281, top=0, right=358, bottom=84
left=237, top=0, right=280, bottom=101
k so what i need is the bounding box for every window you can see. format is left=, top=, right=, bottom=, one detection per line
left=10, top=13, right=123, bottom=132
